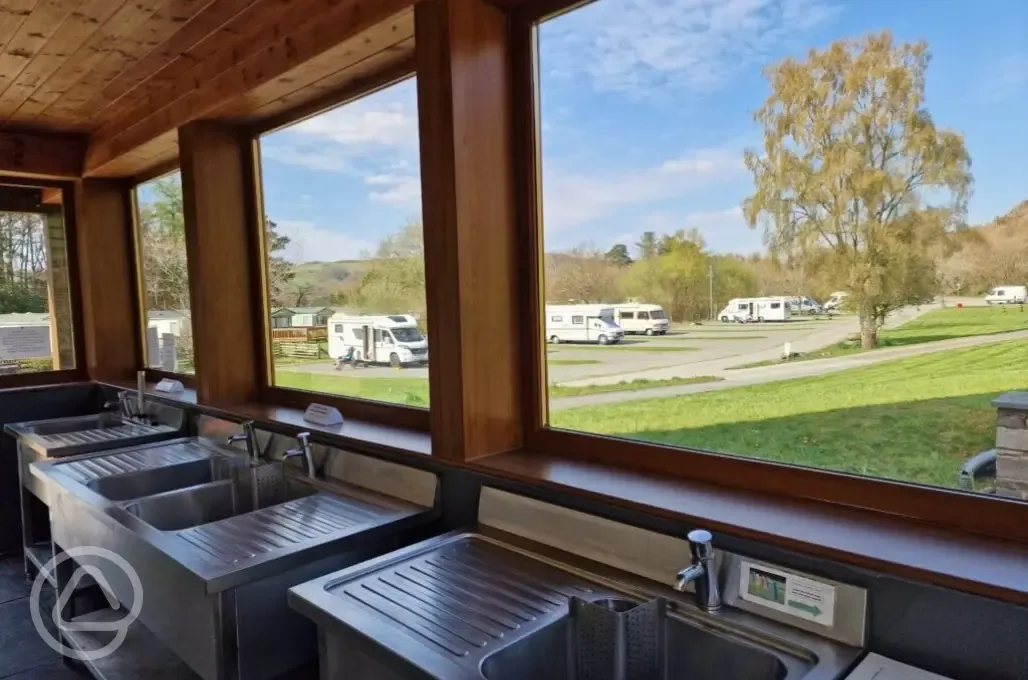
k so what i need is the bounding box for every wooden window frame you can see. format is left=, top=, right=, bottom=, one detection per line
left=129, top=167, right=196, bottom=388
left=246, top=66, right=430, bottom=433
left=509, top=0, right=1028, bottom=544
left=0, top=178, right=87, bottom=388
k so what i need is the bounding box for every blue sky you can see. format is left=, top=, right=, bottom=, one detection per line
left=257, top=0, right=1027, bottom=262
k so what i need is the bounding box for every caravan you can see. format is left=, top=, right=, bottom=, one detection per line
left=610, top=303, right=669, bottom=335
left=718, top=297, right=791, bottom=323
left=787, top=296, right=823, bottom=316
left=545, top=305, right=624, bottom=344
left=327, top=314, right=428, bottom=367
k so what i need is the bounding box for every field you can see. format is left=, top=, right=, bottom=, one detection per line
left=729, top=306, right=1028, bottom=369
left=551, top=339, right=1028, bottom=488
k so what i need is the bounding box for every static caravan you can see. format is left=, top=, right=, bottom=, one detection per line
left=610, top=303, right=669, bottom=335
left=985, top=285, right=1028, bottom=304
left=327, top=314, right=428, bottom=367
left=544, top=305, right=624, bottom=345
left=718, top=297, right=791, bottom=323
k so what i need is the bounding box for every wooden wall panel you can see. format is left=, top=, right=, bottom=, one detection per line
left=417, top=0, right=521, bottom=460
left=179, top=120, right=261, bottom=405
left=75, top=179, right=140, bottom=381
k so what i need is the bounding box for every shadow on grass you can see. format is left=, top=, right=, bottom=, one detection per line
left=576, top=393, right=1000, bottom=490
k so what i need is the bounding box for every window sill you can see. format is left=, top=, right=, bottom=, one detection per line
left=472, top=450, right=1028, bottom=606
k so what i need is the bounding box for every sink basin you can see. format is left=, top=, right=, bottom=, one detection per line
left=29, top=412, right=125, bottom=436
left=123, top=476, right=315, bottom=531
left=481, top=600, right=787, bottom=680
left=87, top=456, right=241, bottom=502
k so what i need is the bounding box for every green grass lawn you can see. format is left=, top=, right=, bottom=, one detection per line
left=728, top=306, right=1028, bottom=369
left=548, top=359, right=603, bottom=365
left=550, top=375, right=723, bottom=399
left=551, top=340, right=1028, bottom=488
left=275, top=371, right=430, bottom=407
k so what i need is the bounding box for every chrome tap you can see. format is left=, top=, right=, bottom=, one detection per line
left=226, top=420, right=262, bottom=465
left=674, top=529, right=722, bottom=611
left=283, top=432, right=316, bottom=479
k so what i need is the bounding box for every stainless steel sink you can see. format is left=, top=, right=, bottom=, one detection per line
left=28, top=412, right=125, bottom=436
left=288, top=532, right=858, bottom=680
left=87, top=455, right=241, bottom=502
left=480, top=598, right=790, bottom=680
left=122, top=476, right=315, bottom=531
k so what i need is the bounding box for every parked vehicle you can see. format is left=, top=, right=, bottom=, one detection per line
left=984, top=285, right=1028, bottom=305
left=610, top=303, right=669, bottom=335
left=545, top=305, right=625, bottom=344
left=718, top=297, right=791, bottom=323
left=823, top=291, right=849, bottom=312
left=327, top=314, right=428, bottom=367
left=787, top=296, right=823, bottom=316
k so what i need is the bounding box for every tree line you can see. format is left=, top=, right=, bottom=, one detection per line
left=0, top=212, right=51, bottom=315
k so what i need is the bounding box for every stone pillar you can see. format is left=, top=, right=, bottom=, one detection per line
left=993, top=392, right=1028, bottom=499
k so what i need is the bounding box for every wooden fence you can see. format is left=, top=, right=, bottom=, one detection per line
left=273, top=342, right=323, bottom=359
left=270, top=327, right=327, bottom=343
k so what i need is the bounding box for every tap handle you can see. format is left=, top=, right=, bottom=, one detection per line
left=687, top=529, right=715, bottom=562
left=296, top=431, right=311, bottom=448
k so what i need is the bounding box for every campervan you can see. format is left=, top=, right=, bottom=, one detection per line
left=718, top=297, right=791, bottom=323
left=823, top=291, right=849, bottom=312
left=787, top=296, right=823, bottom=316
left=610, top=303, right=669, bottom=335
left=545, top=305, right=625, bottom=344
left=327, top=314, right=428, bottom=367
left=985, top=285, right=1028, bottom=305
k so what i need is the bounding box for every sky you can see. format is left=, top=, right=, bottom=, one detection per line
left=257, top=0, right=1028, bottom=263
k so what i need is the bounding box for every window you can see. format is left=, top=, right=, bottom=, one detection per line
left=651, top=310, right=666, bottom=320
left=551, top=315, right=563, bottom=322
left=133, top=172, right=194, bottom=375
left=333, top=324, right=343, bottom=333
left=535, top=0, right=1026, bottom=501
left=0, top=184, right=76, bottom=376
left=256, top=77, right=428, bottom=407
left=621, top=311, right=634, bottom=319
left=637, top=311, right=650, bottom=320
left=571, top=316, right=584, bottom=324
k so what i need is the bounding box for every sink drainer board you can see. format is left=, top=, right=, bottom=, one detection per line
left=570, top=596, right=668, bottom=680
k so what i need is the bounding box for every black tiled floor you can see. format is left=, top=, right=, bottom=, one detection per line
left=0, top=558, right=87, bottom=680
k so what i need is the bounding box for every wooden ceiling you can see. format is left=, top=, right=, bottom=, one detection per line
left=0, top=0, right=415, bottom=179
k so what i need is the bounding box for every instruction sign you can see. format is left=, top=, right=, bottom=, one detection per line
left=0, top=326, right=51, bottom=361
left=739, top=560, right=835, bottom=627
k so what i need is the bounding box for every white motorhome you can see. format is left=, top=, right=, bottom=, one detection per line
left=823, top=291, right=849, bottom=312
left=545, top=305, right=625, bottom=344
left=610, top=303, right=669, bottom=335
left=985, top=285, right=1028, bottom=305
left=718, top=297, right=791, bottom=323
left=327, top=314, right=428, bottom=367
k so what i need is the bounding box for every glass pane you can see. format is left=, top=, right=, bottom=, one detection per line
left=135, top=172, right=195, bottom=375
left=0, top=184, right=76, bottom=374
left=257, top=76, right=428, bottom=408
left=537, top=1, right=1028, bottom=499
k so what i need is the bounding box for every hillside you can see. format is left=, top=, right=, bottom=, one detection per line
left=280, top=259, right=370, bottom=305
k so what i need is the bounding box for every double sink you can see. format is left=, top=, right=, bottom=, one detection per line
left=32, top=433, right=435, bottom=680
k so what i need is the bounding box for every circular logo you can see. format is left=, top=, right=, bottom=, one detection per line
left=30, top=547, right=144, bottom=662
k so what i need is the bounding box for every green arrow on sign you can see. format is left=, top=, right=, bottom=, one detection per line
left=787, top=600, right=822, bottom=617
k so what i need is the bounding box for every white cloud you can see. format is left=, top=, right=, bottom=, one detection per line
left=542, top=145, right=747, bottom=231
left=275, top=220, right=377, bottom=263
left=261, top=145, right=348, bottom=172
left=978, top=53, right=1028, bottom=104
left=366, top=172, right=422, bottom=205
left=541, top=0, right=838, bottom=96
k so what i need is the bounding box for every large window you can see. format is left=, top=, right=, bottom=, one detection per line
left=0, top=184, right=76, bottom=375
left=535, top=0, right=1028, bottom=499
left=256, top=76, right=428, bottom=408
left=134, top=172, right=195, bottom=375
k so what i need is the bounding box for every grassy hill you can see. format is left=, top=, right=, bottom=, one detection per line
left=281, top=259, right=370, bottom=305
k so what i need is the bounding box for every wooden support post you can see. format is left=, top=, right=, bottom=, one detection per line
left=75, top=179, right=141, bottom=381
left=416, top=0, right=521, bottom=460
left=179, top=121, right=261, bottom=405
left=43, top=206, right=75, bottom=370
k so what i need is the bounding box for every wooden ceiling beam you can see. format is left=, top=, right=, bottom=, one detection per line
left=0, top=129, right=85, bottom=178
left=84, top=0, right=417, bottom=176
